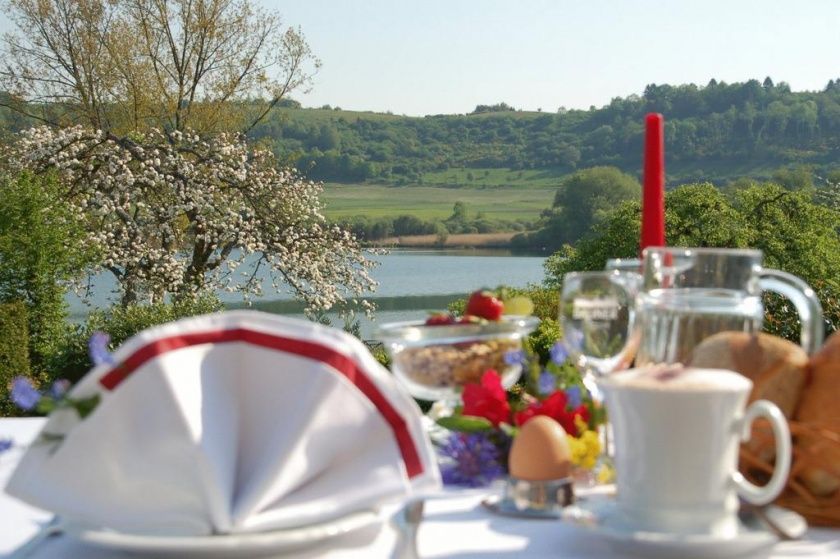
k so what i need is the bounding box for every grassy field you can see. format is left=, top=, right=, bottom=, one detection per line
left=378, top=232, right=517, bottom=247
left=320, top=160, right=776, bottom=224
left=321, top=182, right=556, bottom=221
left=421, top=167, right=567, bottom=188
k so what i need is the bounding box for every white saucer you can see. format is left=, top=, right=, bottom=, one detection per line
left=64, top=509, right=380, bottom=558
left=564, top=497, right=806, bottom=559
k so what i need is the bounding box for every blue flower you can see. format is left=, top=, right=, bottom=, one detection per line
left=88, top=332, right=115, bottom=366
left=503, top=349, right=527, bottom=366
left=0, top=438, right=12, bottom=454
left=537, top=370, right=556, bottom=395
left=565, top=385, right=582, bottom=408
left=549, top=341, right=568, bottom=364
left=49, top=379, right=71, bottom=399
left=439, top=433, right=505, bottom=487
left=11, top=377, right=41, bottom=411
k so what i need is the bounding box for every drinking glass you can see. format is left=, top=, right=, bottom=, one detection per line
left=559, top=271, right=639, bottom=399
left=605, top=257, right=642, bottom=274
left=635, top=247, right=823, bottom=365
left=560, top=270, right=640, bottom=472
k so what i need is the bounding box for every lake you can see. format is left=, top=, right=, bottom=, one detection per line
left=67, top=248, right=549, bottom=338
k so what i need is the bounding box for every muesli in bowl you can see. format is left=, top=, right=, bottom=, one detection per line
left=375, top=291, right=540, bottom=401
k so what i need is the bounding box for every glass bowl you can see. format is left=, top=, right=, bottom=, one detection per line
left=375, top=316, right=540, bottom=401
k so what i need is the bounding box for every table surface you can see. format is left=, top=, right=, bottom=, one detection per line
left=1, top=417, right=839, bottom=558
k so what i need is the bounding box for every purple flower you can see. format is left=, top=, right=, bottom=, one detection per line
left=49, top=379, right=71, bottom=399
left=439, top=433, right=505, bottom=487
left=11, top=377, right=41, bottom=411
left=537, top=370, right=556, bottom=395
left=88, top=332, right=115, bottom=366
left=549, top=341, right=569, bottom=364
left=565, top=385, right=583, bottom=408
left=504, top=349, right=527, bottom=366
left=0, top=438, right=12, bottom=453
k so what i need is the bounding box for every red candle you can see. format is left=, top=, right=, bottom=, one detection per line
left=641, top=113, right=665, bottom=251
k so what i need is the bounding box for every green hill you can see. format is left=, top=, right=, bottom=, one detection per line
left=5, top=80, right=840, bottom=241
left=250, top=78, right=840, bottom=186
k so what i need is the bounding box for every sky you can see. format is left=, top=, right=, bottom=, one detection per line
left=1, top=1, right=838, bottom=116
left=271, top=0, right=840, bottom=115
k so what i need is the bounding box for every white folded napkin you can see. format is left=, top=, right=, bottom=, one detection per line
left=6, top=311, right=440, bottom=536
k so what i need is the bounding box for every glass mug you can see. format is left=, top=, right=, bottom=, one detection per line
left=635, top=247, right=823, bottom=366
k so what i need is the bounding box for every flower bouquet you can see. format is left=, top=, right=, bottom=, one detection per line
left=433, top=341, right=609, bottom=487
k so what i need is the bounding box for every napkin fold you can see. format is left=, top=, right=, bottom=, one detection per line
left=6, top=311, right=440, bottom=536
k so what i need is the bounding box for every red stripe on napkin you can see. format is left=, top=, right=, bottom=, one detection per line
left=98, top=328, right=424, bottom=479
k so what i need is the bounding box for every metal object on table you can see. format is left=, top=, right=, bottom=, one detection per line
left=738, top=499, right=808, bottom=541
left=485, top=476, right=575, bottom=519
left=391, top=498, right=425, bottom=559
left=9, top=516, right=63, bottom=559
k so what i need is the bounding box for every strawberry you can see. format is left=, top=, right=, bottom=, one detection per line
left=465, top=290, right=504, bottom=321
left=425, top=312, right=456, bottom=326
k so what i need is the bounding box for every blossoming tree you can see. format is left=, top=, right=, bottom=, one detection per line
left=7, top=125, right=377, bottom=313
left=1, top=0, right=319, bottom=135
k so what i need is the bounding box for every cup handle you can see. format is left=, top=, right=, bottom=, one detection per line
left=759, top=269, right=824, bottom=355
left=732, top=400, right=791, bottom=506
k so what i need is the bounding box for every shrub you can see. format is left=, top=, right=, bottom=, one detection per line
left=525, top=317, right=562, bottom=364
left=48, top=295, right=224, bottom=383
left=0, top=301, right=32, bottom=416
left=763, top=279, right=840, bottom=342
left=544, top=182, right=840, bottom=344
left=369, top=343, right=391, bottom=369
left=0, top=172, right=96, bottom=371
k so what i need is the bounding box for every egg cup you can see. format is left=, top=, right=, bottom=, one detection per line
left=491, top=476, right=576, bottom=518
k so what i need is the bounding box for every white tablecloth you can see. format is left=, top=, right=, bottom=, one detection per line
left=1, top=418, right=839, bottom=558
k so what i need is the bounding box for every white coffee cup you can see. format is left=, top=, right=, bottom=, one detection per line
left=597, top=367, right=791, bottom=537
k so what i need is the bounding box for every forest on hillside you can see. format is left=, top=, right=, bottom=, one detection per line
left=246, top=78, right=840, bottom=184
left=4, top=78, right=839, bottom=185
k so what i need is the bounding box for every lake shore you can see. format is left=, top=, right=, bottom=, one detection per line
left=375, top=232, right=518, bottom=248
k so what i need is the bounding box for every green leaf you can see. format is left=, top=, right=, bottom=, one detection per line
left=34, top=397, right=56, bottom=415
left=70, top=394, right=101, bottom=419
left=499, top=422, right=519, bottom=437
left=436, top=415, right=493, bottom=433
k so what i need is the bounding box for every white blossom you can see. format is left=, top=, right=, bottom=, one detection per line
left=6, top=126, right=378, bottom=315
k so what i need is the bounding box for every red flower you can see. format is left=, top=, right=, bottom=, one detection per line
left=538, top=391, right=569, bottom=418
left=462, top=370, right=510, bottom=426
left=513, top=390, right=590, bottom=436
left=512, top=406, right=537, bottom=427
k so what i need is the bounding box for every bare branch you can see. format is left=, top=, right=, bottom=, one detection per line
left=1, top=0, right=318, bottom=133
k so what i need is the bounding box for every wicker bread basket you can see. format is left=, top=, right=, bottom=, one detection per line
left=690, top=330, right=840, bottom=527
left=740, top=420, right=840, bottom=526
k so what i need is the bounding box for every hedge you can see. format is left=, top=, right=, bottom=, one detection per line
left=0, top=301, right=30, bottom=416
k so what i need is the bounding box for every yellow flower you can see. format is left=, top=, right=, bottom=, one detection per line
left=597, top=462, right=616, bottom=484
left=566, top=429, right=601, bottom=471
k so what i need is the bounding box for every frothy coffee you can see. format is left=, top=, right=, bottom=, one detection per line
left=604, top=365, right=752, bottom=392
left=598, top=363, right=790, bottom=536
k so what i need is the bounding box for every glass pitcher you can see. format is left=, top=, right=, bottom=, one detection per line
left=635, top=247, right=823, bottom=365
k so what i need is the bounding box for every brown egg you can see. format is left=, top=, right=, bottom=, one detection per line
left=508, top=416, right=573, bottom=481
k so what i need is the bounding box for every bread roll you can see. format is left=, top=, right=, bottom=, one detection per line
left=689, top=331, right=808, bottom=418
left=796, top=331, right=840, bottom=496
left=690, top=331, right=808, bottom=464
